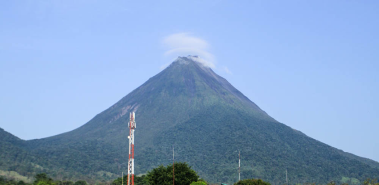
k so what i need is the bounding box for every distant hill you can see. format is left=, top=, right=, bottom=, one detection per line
left=0, top=127, right=95, bottom=182
left=0, top=128, right=47, bottom=178
left=1, top=56, right=379, bottom=184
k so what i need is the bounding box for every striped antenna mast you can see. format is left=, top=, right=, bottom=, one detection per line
left=127, top=112, right=136, bottom=185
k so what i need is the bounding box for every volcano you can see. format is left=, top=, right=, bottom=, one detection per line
left=1, top=56, right=379, bottom=184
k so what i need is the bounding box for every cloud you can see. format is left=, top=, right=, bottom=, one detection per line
left=163, top=33, right=208, bottom=49
left=223, top=66, right=233, bottom=75
left=163, top=33, right=215, bottom=68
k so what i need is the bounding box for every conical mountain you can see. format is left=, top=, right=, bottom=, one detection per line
left=30, top=56, right=272, bottom=145
left=4, top=56, right=378, bottom=184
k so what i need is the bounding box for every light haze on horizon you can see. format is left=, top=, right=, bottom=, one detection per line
left=0, top=1, right=378, bottom=162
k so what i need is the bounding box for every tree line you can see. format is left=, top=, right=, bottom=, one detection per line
left=1, top=162, right=378, bottom=185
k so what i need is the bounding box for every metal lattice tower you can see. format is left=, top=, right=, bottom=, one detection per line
left=127, top=112, right=136, bottom=185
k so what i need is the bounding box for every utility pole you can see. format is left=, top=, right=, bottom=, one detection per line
left=122, top=172, right=123, bottom=185
left=239, top=151, right=241, bottom=182
left=127, top=112, right=136, bottom=185
left=286, top=169, right=288, bottom=185
left=173, top=146, right=175, bottom=185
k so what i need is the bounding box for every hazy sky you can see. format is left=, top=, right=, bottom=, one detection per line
left=1, top=1, right=378, bottom=162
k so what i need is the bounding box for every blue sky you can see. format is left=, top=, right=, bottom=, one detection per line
left=0, top=1, right=378, bottom=162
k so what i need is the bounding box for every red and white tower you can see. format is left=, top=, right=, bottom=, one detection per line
left=127, top=112, right=136, bottom=185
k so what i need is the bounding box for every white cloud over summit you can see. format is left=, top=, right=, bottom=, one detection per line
left=163, top=33, right=215, bottom=68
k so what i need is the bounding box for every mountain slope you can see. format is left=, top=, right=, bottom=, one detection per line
left=152, top=105, right=379, bottom=183
left=4, top=56, right=379, bottom=184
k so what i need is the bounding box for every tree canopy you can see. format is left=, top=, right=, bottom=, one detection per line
left=234, top=178, right=271, bottom=185
left=146, top=162, right=199, bottom=185
left=33, top=173, right=53, bottom=185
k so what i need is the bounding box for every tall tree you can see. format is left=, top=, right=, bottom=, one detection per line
left=146, top=162, right=199, bottom=185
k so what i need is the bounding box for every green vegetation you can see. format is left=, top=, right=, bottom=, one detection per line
left=363, top=179, right=379, bottom=185
left=190, top=181, right=207, bottom=185
left=1, top=172, right=378, bottom=185
left=0, top=173, right=87, bottom=185
left=234, top=178, right=271, bottom=185
left=1, top=57, right=379, bottom=184
left=146, top=162, right=199, bottom=185
left=111, top=163, right=205, bottom=185
left=33, top=173, right=54, bottom=185
left=111, top=162, right=205, bottom=185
